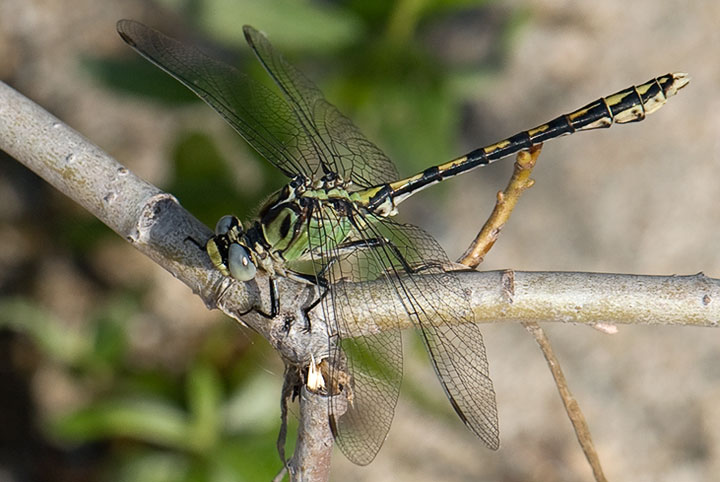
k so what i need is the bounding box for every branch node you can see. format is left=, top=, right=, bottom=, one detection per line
left=501, top=269, right=516, bottom=304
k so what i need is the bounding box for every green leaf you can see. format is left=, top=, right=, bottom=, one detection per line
left=169, top=131, right=282, bottom=224
left=197, top=0, right=363, bottom=52
left=352, top=80, right=456, bottom=174
left=90, top=298, right=136, bottom=367
left=115, top=451, right=191, bottom=482
left=223, top=372, right=279, bottom=433
left=186, top=364, right=222, bottom=453
left=0, top=297, right=89, bottom=364
left=214, top=436, right=286, bottom=481
left=50, top=398, right=192, bottom=451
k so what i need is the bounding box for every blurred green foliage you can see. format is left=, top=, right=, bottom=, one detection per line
left=0, top=297, right=288, bottom=481
left=2, top=0, right=526, bottom=480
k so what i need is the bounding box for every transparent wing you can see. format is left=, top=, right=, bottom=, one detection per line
left=243, top=26, right=400, bottom=188
left=308, top=206, right=499, bottom=464
left=117, top=19, right=322, bottom=179
left=302, top=204, right=402, bottom=465
left=355, top=216, right=499, bottom=450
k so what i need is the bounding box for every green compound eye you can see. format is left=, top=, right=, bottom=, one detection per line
left=215, top=215, right=238, bottom=235
left=228, top=243, right=256, bottom=281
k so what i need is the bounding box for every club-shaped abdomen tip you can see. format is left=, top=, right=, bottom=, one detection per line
left=669, top=72, right=691, bottom=94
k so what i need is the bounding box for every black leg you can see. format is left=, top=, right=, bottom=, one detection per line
left=269, top=277, right=279, bottom=318
left=184, top=235, right=207, bottom=251
left=345, top=212, right=417, bottom=275
left=244, top=276, right=279, bottom=319
left=301, top=282, right=329, bottom=332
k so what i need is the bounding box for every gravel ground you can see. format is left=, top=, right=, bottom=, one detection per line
left=1, top=1, right=718, bottom=481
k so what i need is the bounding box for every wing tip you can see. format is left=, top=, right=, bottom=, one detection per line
left=242, top=24, right=261, bottom=47
left=116, top=18, right=135, bottom=42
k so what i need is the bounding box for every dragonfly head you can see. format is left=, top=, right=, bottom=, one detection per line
left=214, top=214, right=242, bottom=236
left=207, top=215, right=257, bottom=281
left=226, top=243, right=257, bottom=281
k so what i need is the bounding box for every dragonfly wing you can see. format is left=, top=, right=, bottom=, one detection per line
left=300, top=204, right=402, bottom=465
left=327, top=327, right=402, bottom=466
left=117, top=19, right=320, bottom=179
left=243, top=25, right=400, bottom=188
left=413, top=289, right=500, bottom=449
left=342, top=215, right=500, bottom=451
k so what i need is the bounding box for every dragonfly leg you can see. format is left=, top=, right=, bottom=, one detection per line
left=269, top=277, right=280, bottom=317
left=346, top=213, right=417, bottom=274
left=259, top=276, right=280, bottom=318
left=240, top=276, right=279, bottom=318
left=184, top=235, right=206, bottom=251
left=315, top=236, right=411, bottom=274
left=369, top=237, right=417, bottom=273
left=299, top=276, right=329, bottom=333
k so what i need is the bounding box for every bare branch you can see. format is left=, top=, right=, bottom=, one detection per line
left=331, top=270, right=719, bottom=335
left=459, top=145, right=541, bottom=268
left=523, top=321, right=607, bottom=482
left=287, top=388, right=336, bottom=482
left=0, top=83, right=221, bottom=303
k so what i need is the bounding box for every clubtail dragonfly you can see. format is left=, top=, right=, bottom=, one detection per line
left=117, top=19, right=688, bottom=465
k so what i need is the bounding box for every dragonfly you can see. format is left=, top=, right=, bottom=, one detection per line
left=117, top=19, right=688, bottom=466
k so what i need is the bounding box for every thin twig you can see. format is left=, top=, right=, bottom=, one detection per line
left=523, top=321, right=608, bottom=482
left=458, top=145, right=607, bottom=481
left=271, top=466, right=287, bottom=482
left=459, top=145, right=541, bottom=267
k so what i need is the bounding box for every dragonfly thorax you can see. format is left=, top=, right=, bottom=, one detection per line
left=208, top=173, right=360, bottom=283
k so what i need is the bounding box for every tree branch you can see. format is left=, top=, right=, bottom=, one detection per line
left=287, top=387, right=335, bottom=481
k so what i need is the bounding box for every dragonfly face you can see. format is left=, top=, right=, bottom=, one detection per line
left=206, top=215, right=256, bottom=281
left=117, top=18, right=686, bottom=466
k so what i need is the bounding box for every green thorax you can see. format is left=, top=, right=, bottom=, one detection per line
left=255, top=175, right=378, bottom=268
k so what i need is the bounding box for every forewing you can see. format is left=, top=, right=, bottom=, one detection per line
left=117, top=19, right=319, bottom=179
left=243, top=25, right=400, bottom=188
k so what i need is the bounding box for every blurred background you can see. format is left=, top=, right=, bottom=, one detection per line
left=0, top=0, right=718, bottom=481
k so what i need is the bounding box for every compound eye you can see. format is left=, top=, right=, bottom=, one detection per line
left=215, top=215, right=238, bottom=235
left=227, top=244, right=256, bottom=281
